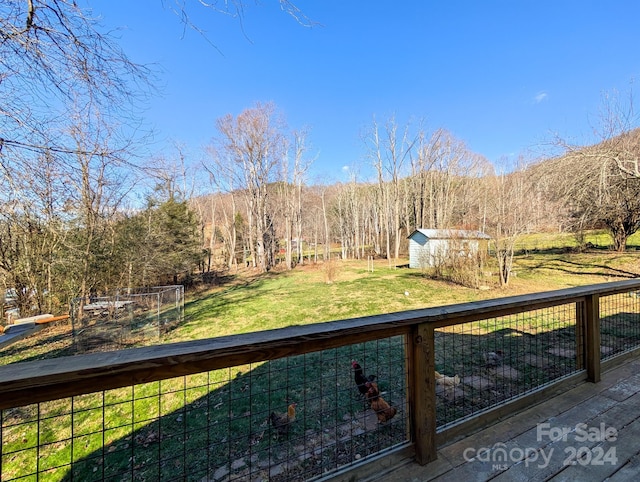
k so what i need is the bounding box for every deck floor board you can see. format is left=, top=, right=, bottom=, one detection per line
left=383, top=357, right=640, bottom=482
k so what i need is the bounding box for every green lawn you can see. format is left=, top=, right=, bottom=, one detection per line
left=173, top=244, right=640, bottom=344
left=514, top=229, right=640, bottom=252
left=174, top=262, right=487, bottom=342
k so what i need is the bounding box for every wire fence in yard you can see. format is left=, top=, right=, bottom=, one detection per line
left=0, top=336, right=408, bottom=482
left=435, top=303, right=582, bottom=428
left=70, top=286, right=184, bottom=353
left=599, top=290, right=640, bottom=360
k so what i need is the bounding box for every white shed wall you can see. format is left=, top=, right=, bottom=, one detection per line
left=408, top=231, right=485, bottom=269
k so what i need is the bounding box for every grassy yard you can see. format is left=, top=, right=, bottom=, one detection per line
left=173, top=240, right=640, bottom=344
left=1, top=234, right=640, bottom=364
left=514, top=229, right=640, bottom=252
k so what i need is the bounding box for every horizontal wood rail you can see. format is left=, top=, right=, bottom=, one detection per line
left=1, top=279, right=639, bottom=411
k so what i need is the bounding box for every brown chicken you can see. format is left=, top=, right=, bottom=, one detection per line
left=269, top=403, right=296, bottom=437
left=365, top=382, right=397, bottom=423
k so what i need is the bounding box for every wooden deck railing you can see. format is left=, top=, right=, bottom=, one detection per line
left=1, top=279, right=639, bottom=481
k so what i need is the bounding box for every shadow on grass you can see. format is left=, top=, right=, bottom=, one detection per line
left=0, top=323, right=76, bottom=365
left=522, top=257, right=640, bottom=279
left=176, top=278, right=283, bottom=336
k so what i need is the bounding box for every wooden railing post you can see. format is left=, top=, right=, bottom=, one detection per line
left=411, top=322, right=437, bottom=465
left=585, top=294, right=601, bottom=382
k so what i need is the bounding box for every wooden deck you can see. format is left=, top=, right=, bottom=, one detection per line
left=383, top=356, right=640, bottom=482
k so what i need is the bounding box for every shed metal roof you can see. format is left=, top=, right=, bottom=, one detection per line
left=407, top=229, right=491, bottom=240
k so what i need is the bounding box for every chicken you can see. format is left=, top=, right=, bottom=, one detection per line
left=484, top=350, right=504, bottom=368
left=352, top=360, right=376, bottom=396
left=435, top=371, right=460, bottom=400
left=269, top=403, right=296, bottom=437
left=435, top=371, right=460, bottom=387
left=365, top=381, right=397, bottom=423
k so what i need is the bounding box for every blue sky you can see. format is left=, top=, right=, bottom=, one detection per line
left=96, top=1, right=640, bottom=183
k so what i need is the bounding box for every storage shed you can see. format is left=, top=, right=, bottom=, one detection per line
left=407, top=229, right=490, bottom=269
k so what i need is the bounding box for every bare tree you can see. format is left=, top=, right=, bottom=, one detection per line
left=278, top=130, right=312, bottom=269
left=484, top=161, right=536, bottom=287
left=306, top=184, right=333, bottom=262
left=0, top=1, right=150, bottom=168
left=165, top=0, right=315, bottom=40
left=222, top=191, right=241, bottom=270
left=0, top=113, right=132, bottom=316
left=304, top=184, right=334, bottom=262
left=0, top=0, right=314, bottom=316
left=0, top=1, right=151, bottom=310
left=60, top=114, right=136, bottom=305
left=591, top=88, right=640, bottom=178
left=545, top=85, right=640, bottom=250
left=0, top=1, right=309, bottom=165
left=412, top=128, right=480, bottom=230
left=365, top=116, right=419, bottom=261
left=537, top=134, right=640, bottom=251
left=210, top=102, right=287, bottom=272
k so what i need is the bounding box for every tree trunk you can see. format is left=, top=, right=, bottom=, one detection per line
left=497, top=249, right=510, bottom=287
left=321, top=191, right=330, bottom=262
left=610, top=225, right=628, bottom=252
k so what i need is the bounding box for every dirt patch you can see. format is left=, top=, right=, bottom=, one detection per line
left=210, top=406, right=404, bottom=481
left=522, top=354, right=551, bottom=368
left=600, top=345, right=614, bottom=355
left=548, top=347, right=576, bottom=358
left=436, top=385, right=466, bottom=401
left=462, top=375, right=495, bottom=390
left=0, top=321, right=74, bottom=365
left=489, top=364, right=521, bottom=380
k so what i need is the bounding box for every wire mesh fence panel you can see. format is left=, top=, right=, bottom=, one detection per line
left=434, top=303, right=581, bottom=429
left=0, top=335, right=408, bottom=482
left=70, top=286, right=184, bottom=353
left=600, top=291, right=640, bottom=360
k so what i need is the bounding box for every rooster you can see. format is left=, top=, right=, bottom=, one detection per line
left=365, top=381, right=397, bottom=423
left=269, top=403, right=296, bottom=437
left=352, top=360, right=376, bottom=397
